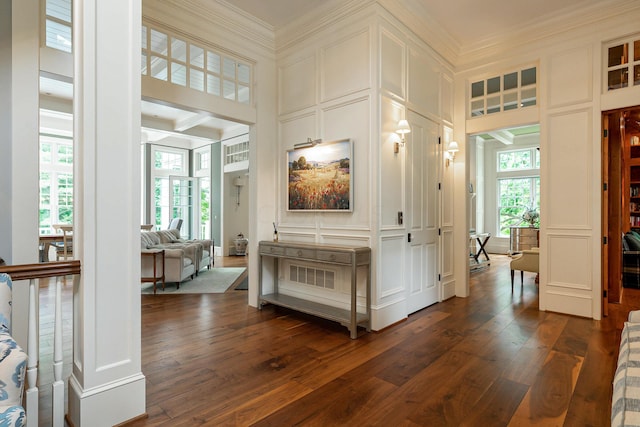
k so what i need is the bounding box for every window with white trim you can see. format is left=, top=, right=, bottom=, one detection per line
left=469, top=66, right=537, bottom=118
left=142, top=22, right=253, bottom=105
left=496, top=147, right=540, bottom=237
left=605, top=35, right=640, bottom=91
left=151, top=146, right=189, bottom=230
left=39, top=134, right=74, bottom=235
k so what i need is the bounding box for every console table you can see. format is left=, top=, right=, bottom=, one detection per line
left=258, top=240, right=371, bottom=339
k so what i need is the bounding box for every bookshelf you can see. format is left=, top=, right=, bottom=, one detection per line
left=629, top=137, right=640, bottom=230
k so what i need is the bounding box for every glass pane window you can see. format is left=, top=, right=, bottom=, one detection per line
left=223, top=58, right=236, bottom=79
left=605, top=37, right=640, bottom=92
left=469, top=66, right=537, bottom=118
left=45, top=19, right=72, bottom=53
left=46, top=0, right=71, bottom=22
left=41, top=143, right=52, bottom=163
left=223, top=80, right=236, bottom=100
left=498, top=177, right=539, bottom=237
left=150, top=30, right=168, bottom=55
left=238, top=63, right=250, bottom=84
left=190, top=45, right=204, bottom=68
left=190, top=69, right=204, bottom=92
left=498, top=150, right=532, bottom=171
left=207, top=74, right=221, bottom=96
left=207, top=52, right=221, bottom=74
left=150, top=57, right=168, bottom=81
left=171, top=37, right=186, bottom=62
left=57, top=145, right=73, bottom=164
left=171, top=62, right=187, bottom=86
left=154, top=178, right=170, bottom=229
left=154, top=151, right=184, bottom=172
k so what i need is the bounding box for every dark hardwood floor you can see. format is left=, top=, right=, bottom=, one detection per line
left=116, top=254, right=637, bottom=426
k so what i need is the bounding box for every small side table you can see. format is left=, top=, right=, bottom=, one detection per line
left=141, top=249, right=165, bottom=294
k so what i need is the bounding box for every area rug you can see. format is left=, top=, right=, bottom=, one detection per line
left=233, top=275, right=248, bottom=290
left=141, top=267, right=246, bottom=294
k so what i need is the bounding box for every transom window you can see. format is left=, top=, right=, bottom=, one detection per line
left=469, top=66, right=537, bottom=118
left=142, top=22, right=252, bottom=105
left=605, top=35, right=640, bottom=91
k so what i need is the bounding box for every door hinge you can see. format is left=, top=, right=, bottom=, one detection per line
left=603, top=182, right=608, bottom=191
left=603, top=236, right=608, bottom=245
left=603, top=289, right=608, bottom=298
left=604, top=129, right=608, bottom=138
left=408, top=233, right=412, bottom=243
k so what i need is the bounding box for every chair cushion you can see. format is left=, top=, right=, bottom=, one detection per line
left=0, top=405, right=26, bottom=427
left=626, top=233, right=640, bottom=251
left=0, top=332, right=27, bottom=409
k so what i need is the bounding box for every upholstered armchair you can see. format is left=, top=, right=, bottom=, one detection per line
left=0, top=274, right=28, bottom=427
left=510, top=247, right=539, bottom=291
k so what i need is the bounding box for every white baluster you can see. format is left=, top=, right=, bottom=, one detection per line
left=25, top=279, right=39, bottom=427
left=52, top=277, right=64, bottom=427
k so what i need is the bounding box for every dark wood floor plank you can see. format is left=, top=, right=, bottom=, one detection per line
left=30, top=254, right=640, bottom=426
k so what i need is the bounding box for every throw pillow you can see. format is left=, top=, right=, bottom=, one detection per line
left=625, top=233, right=640, bottom=251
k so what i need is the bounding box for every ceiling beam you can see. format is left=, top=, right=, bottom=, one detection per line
left=488, top=130, right=514, bottom=145
left=174, top=112, right=213, bottom=132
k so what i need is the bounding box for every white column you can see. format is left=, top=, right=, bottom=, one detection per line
left=9, top=0, right=40, bottom=349
left=67, top=1, right=145, bottom=426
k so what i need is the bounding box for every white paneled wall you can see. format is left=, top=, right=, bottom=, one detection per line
left=277, top=6, right=454, bottom=330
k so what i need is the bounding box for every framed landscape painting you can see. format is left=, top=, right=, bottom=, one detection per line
left=287, top=138, right=353, bottom=211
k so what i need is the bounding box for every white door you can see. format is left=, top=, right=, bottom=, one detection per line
left=406, top=112, right=441, bottom=314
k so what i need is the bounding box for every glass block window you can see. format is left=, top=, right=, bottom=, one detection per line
left=469, top=66, right=537, bottom=118
left=605, top=36, right=640, bottom=91
left=45, top=0, right=72, bottom=53
left=142, top=21, right=253, bottom=105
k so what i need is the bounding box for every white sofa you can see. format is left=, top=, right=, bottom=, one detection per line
left=141, top=232, right=199, bottom=287
left=612, top=310, right=640, bottom=426
left=141, top=230, right=212, bottom=274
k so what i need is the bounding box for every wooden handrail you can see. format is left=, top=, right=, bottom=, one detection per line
left=0, top=260, right=81, bottom=281
left=0, top=259, right=81, bottom=427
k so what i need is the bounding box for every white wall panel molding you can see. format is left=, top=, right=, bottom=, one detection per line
left=275, top=231, right=318, bottom=243
left=370, top=298, right=407, bottom=331
left=544, top=290, right=593, bottom=319
left=601, top=85, right=640, bottom=112
left=545, top=108, right=592, bottom=229
left=320, top=234, right=371, bottom=245
left=407, top=43, right=440, bottom=120
left=279, top=54, right=317, bottom=115
left=379, top=235, right=405, bottom=299
left=320, top=28, right=372, bottom=103
left=547, top=45, right=593, bottom=109
left=379, top=27, right=406, bottom=101
left=380, top=96, right=405, bottom=229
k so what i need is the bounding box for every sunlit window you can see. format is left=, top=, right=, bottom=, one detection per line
left=45, top=0, right=72, bottom=53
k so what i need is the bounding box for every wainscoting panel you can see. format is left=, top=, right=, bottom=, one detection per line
left=380, top=28, right=405, bottom=100
left=380, top=96, right=404, bottom=229
left=547, top=45, right=593, bottom=109
left=320, top=28, right=371, bottom=103
left=379, top=235, right=405, bottom=299
left=408, top=43, right=440, bottom=119
left=279, top=54, right=317, bottom=115
left=546, top=108, right=592, bottom=229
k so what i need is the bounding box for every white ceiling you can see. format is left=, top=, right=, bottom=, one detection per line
left=224, top=0, right=612, bottom=47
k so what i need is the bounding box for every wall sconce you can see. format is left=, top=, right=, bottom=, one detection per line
left=446, top=141, right=459, bottom=167
left=394, top=119, right=411, bottom=154
left=233, top=176, right=245, bottom=206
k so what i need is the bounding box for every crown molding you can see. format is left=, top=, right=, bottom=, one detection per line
left=457, top=0, right=640, bottom=68
left=146, top=0, right=276, bottom=53
left=275, top=0, right=374, bottom=53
